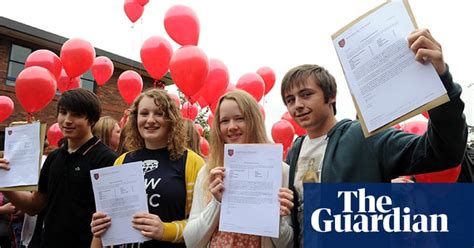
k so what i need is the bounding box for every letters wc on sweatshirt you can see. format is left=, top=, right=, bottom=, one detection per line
left=303, top=183, right=474, bottom=248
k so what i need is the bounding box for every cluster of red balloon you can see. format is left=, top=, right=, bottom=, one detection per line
left=123, top=0, right=149, bottom=23
left=396, top=120, right=461, bottom=182
left=181, top=102, right=198, bottom=120
left=14, top=38, right=116, bottom=151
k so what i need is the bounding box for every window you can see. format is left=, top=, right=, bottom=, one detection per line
left=6, top=44, right=32, bottom=86
left=80, top=70, right=96, bottom=92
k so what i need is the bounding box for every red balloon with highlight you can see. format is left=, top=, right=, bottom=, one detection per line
left=170, top=46, right=209, bottom=98
left=257, top=66, right=276, bottom=95
left=15, top=66, right=57, bottom=113
left=0, top=96, right=14, bottom=123
left=164, top=5, right=200, bottom=46
left=236, top=73, right=265, bottom=102
left=25, top=49, right=62, bottom=80
left=124, top=0, right=144, bottom=23
left=92, top=56, right=114, bottom=86
left=47, top=123, right=64, bottom=148
left=60, top=38, right=95, bottom=78
left=140, top=36, right=173, bottom=80
left=117, top=70, right=143, bottom=105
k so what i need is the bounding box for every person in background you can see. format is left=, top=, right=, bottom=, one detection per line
left=93, top=116, right=121, bottom=153
left=90, top=89, right=205, bottom=248
left=184, top=119, right=203, bottom=157
left=183, top=90, right=294, bottom=247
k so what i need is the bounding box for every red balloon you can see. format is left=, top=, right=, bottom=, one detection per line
left=15, top=66, right=57, bottom=113
left=194, top=123, right=204, bottom=136
left=281, top=112, right=307, bottom=136
left=0, top=96, right=14, bottom=123
left=402, top=120, right=460, bottom=182
left=92, top=56, right=114, bottom=86
left=25, top=50, right=62, bottom=80
left=207, top=113, right=214, bottom=128
left=188, top=90, right=201, bottom=104
left=136, top=0, right=149, bottom=6
left=60, top=38, right=95, bottom=78
left=170, top=46, right=209, bottom=97
left=421, top=111, right=429, bottom=119
left=164, top=5, right=200, bottom=46
left=140, top=36, right=173, bottom=80
left=393, top=123, right=402, bottom=130
left=257, top=66, right=276, bottom=95
left=47, top=123, right=64, bottom=148
left=181, top=102, right=199, bottom=120
left=200, top=137, right=209, bottom=156
left=124, top=0, right=144, bottom=23
left=402, top=121, right=427, bottom=135
left=258, top=104, right=265, bottom=120
left=57, top=69, right=80, bottom=93
left=168, top=93, right=181, bottom=107
left=118, top=70, right=143, bottom=105
left=414, top=165, right=461, bottom=183
left=197, top=96, right=209, bottom=108
left=272, top=120, right=295, bottom=150
left=200, top=59, right=229, bottom=105
left=236, top=73, right=265, bottom=102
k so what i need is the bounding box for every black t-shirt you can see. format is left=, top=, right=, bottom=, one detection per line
left=38, top=137, right=117, bottom=248
left=120, top=148, right=187, bottom=248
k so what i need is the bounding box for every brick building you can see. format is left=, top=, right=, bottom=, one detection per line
left=0, top=16, right=173, bottom=149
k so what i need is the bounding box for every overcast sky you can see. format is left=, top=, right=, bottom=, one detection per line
left=1, top=0, right=472, bottom=132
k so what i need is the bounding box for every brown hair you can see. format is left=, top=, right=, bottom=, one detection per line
left=184, top=119, right=202, bottom=156
left=123, top=89, right=186, bottom=160
left=281, top=64, right=337, bottom=115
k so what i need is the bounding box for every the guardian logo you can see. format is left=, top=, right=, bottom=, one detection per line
left=311, top=188, right=448, bottom=233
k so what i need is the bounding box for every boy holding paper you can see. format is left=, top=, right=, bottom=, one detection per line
left=0, top=88, right=117, bottom=248
left=281, top=29, right=467, bottom=247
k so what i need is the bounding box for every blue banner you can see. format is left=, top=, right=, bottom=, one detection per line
left=304, top=183, right=474, bottom=248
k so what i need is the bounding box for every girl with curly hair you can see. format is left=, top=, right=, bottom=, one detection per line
left=91, top=89, right=205, bottom=248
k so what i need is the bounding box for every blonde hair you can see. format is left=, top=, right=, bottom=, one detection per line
left=206, top=90, right=269, bottom=191
left=184, top=119, right=202, bottom=156
left=92, top=116, right=118, bottom=150
left=123, top=89, right=186, bottom=160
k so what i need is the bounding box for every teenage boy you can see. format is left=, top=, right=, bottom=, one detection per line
left=281, top=29, right=467, bottom=247
left=0, top=88, right=117, bottom=248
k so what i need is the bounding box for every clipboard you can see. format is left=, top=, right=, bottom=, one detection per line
left=331, top=0, right=449, bottom=137
left=0, top=121, right=46, bottom=191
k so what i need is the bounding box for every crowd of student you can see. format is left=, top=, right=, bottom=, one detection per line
left=0, top=29, right=470, bottom=248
